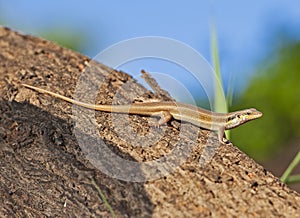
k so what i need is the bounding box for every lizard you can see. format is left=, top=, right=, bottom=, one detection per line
left=22, top=83, right=262, bottom=143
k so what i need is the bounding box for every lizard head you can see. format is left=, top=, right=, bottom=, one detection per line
left=225, top=108, right=263, bottom=130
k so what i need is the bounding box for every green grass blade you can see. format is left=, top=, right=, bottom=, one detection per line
left=210, top=22, right=229, bottom=138
left=280, top=151, right=300, bottom=183
left=91, top=178, right=116, bottom=217
left=285, top=174, right=300, bottom=184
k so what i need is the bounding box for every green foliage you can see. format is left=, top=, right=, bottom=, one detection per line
left=231, top=41, right=300, bottom=161
left=40, top=28, right=85, bottom=52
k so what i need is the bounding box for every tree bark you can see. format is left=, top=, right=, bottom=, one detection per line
left=0, top=26, right=299, bottom=217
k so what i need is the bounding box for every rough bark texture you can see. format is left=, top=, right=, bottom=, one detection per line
left=0, top=27, right=299, bottom=217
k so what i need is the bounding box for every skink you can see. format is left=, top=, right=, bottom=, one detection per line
left=22, top=84, right=262, bottom=143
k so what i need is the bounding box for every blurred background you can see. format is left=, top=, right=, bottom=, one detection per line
left=1, top=1, right=300, bottom=190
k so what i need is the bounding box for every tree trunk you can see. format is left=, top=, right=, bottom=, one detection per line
left=0, top=27, right=299, bottom=217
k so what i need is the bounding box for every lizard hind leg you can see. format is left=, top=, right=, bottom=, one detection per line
left=149, top=111, right=173, bottom=127
left=218, top=127, right=231, bottom=144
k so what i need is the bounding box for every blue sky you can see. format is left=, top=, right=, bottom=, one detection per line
left=1, top=1, right=300, bottom=102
